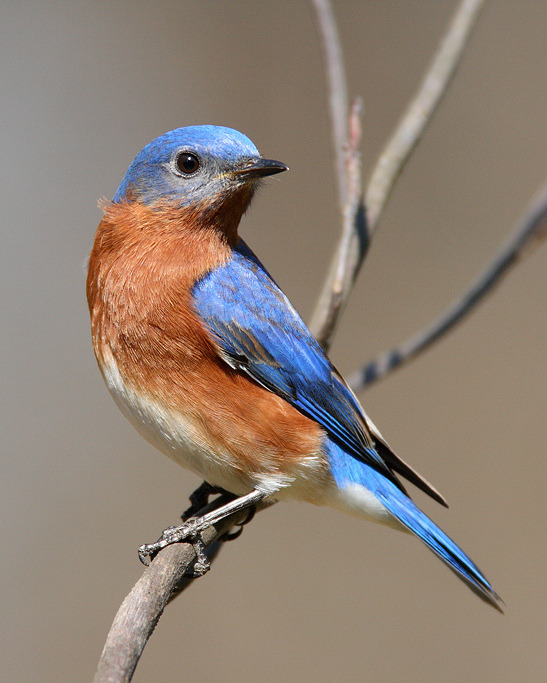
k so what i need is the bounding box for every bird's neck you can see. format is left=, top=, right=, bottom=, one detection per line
left=86, top=199, right=242, bottom=323
left=96, top=197, right=243, bottom=261
left=192, top=184, right=255, bottom=243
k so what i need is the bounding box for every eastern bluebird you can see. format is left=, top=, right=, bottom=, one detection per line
left=87, top=125, right=502, bottom=610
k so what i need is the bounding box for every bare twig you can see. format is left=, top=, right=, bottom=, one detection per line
left=310, top=0, right=485, bottom=348
left=94, top=494, right=266, bottom=683
left=308, top=0, right=364, bottom=350
left=309, top=0, right=350, bottom=209
left=347, top=182, right=547, bottom=392
left=310, top=100, right=366, bottom=350
left=366, top=0, right=485, bottom=232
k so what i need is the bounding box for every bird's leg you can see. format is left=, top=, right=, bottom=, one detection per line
left=181, top=481, right=235, bottom=521
left=138, top=489, right=267, bottom=567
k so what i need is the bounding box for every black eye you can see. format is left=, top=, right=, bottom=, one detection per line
left=175, top=152, right=200, bottom=175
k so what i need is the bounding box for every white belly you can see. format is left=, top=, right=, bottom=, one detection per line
left=98, top=350, right=327, bottom=499
left=99, top=350, right=399, bottom=528
left=99, top=351, right=254, bottom=492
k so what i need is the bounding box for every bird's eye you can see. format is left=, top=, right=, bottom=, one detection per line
left=174, top=152, right=200, bottom=175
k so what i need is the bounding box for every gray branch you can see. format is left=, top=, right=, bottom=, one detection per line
left=310, top=0, right=485, bottom=349
left=348, top=182, right=547, bottom=392
left=365, top=0, right=485, bottom=232
left=309, top=0, right=350, bottom=210
left=94, top=494, right=263, bottom=682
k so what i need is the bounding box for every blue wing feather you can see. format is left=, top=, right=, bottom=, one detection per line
left=192, top=240, right=397, bottom=482
left=193, top=240, right=449, bottom=505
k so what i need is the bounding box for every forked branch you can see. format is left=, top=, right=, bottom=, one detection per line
left=310, top=0, right=485, bottom=349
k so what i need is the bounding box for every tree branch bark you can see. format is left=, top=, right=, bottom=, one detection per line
left=94, top=494, right=266, bottom=682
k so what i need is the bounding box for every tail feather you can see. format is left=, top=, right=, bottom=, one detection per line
left=327, top=442, right=503, bottom=611
left=373, top=479, right=503, bottom=611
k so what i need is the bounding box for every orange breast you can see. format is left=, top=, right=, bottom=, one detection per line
left=87, top=201, right=328, bottom=497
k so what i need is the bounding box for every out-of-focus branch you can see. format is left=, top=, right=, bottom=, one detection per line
left=347, top=182, right=547, bottom=392
left=309, top=0, right=350, bottom=209
left=310, top=0, right=485, bottom=349
left=309, top=100, right=366, bottom=351
left=365, top=0, right=484, bottom=232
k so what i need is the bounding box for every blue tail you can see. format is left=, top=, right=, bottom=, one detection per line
left=328, top=441, right=503, bottom=611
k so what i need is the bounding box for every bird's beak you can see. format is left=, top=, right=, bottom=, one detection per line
left=234, top=158, right=289, bottom=179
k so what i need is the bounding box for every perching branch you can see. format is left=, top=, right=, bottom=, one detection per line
left=310, top=0, right=485, bottom=349
left=347, top=182, right=547, bottom=392
left=94, top=493, right=267, bottom=683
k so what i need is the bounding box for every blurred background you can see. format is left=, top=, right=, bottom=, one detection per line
left=1, top=1, right=545, bottom=681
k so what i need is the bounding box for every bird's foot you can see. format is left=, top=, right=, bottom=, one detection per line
left=138, top=518, right=210, bottom=575
left=139, top=489, right=266, bottom=570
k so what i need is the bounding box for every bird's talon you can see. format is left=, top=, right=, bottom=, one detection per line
left=137, top=528, right=181, bottom=565
left=138, top=519, right=209, bottom=567
left=162, top=525, right=182, bottom=542
left=191, top=560, right=210, bottom=577
left=138, top=543, right=154, bottom=566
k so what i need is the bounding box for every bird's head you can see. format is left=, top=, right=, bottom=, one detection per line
left=113, top=125, right=288, bottom=212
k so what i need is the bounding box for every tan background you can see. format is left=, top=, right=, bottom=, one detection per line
left=1, top=1, right=545, bottom=681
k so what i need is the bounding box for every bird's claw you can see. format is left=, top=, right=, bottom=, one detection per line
left=138, top=519, right=210, bottom=575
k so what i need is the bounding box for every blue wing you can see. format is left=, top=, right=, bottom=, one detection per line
left=192, top=240, right=443, bottom=501
left=192, top=242, right=502, bottom=609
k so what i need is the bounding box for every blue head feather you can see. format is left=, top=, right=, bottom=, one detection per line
left=113, top=125, right=261, bottom=206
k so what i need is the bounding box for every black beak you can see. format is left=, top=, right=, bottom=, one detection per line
left=234, top=158, right=289, bottom=179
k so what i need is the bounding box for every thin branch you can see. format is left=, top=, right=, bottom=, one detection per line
left=94, top=494, right=267, bottom=683
left=308, top=0, right=364, bottom=350
left=309, top=0, right=350, bottom=209
left=310, top=100, right=366, bottom=350
left=310, top=0, right=485, bottom=349
left=347, top=182, right=547, bottom=392
left=366, top=0, right=485, bottom=232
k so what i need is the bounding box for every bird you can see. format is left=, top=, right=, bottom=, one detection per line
left=87, top=124, right=502, bottom=610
